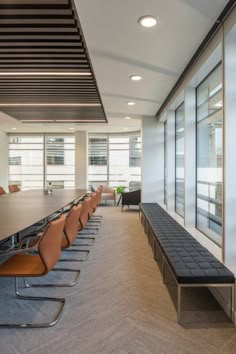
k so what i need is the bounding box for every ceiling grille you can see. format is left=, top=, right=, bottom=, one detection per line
left=0, top=0, right=107, bottom=123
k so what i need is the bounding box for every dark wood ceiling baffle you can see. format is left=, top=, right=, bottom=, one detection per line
left=0, top=0, right=107, bottom=123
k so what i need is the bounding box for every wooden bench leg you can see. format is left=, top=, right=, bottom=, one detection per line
left=177, top=285, right=181, bottom=323
left=231, top=284, right=235, bottom=323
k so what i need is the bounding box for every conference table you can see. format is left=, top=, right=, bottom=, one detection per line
left=0, top=189, right=87, bottom=242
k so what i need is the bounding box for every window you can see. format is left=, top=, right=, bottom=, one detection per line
left=9, top=135, right=75, bottom=190
left=164, top=121, right=167, bottom=205
left=109, top=135, right=141, bottom=190
left=88, top=133, right=141, bottom=191
left=196, top=64, right=222, bottom=245
left=9, top=136, right=44, bottom=190
left=175, top=103, right=185, bottom=217
left=88, top=135, right=108, bottom=188
left=46, top=136, right=75, bottom=189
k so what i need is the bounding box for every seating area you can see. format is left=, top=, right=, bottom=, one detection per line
left=0, top=186, right=103, bottom=328
left=140, top=203, right=235, bottom=323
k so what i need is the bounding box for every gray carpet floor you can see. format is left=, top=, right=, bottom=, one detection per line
left=0, top=206, right=235, bottom=354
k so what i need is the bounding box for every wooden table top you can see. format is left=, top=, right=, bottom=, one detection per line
left=0, top=189, right=87, bottom=241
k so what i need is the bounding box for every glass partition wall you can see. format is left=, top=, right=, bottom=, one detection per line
left=9, top=135, right=75, bottom=190
left=196, top=64, right=223, bottom=245
left=175, top=103, right=185, bottom=217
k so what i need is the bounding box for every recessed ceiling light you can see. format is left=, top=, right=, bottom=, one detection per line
left=123, top=128, right=129, bottom=131
left=69, top=127, right=75, bottom=130
left=125, top=116, right=132, bottom=120
left=127, top=101, right=135, bottom=106
left=130, top=75, right=142, bottom=81
left=11, top=127, right=16, bottom=130
left=138, top=16, right=157, bottom=28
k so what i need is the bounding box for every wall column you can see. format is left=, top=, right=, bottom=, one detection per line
left=184, top=87, right=196, bottom=228
left=166, top=110, right=175, bottom=212
left=75, top=131, right=88, bottom=189
left=0, top=131, right=9, bottom=190
left=142, top=117, right=164, bottom=203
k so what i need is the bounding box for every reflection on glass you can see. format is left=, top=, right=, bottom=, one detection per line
left=196, top=64, right=222, bottom=245
left=175, top=103, right=185, bottom=217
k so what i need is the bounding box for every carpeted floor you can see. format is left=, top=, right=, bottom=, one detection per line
left=0, top=206, right=235, bottom=354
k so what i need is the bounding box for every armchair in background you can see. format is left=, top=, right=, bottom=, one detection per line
left=100, top=186, right=116, bottom=206
left=121, top=189, right=141, bottom=211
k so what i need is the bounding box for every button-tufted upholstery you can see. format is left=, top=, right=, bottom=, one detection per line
left=140, top=203, right=235, bottom=285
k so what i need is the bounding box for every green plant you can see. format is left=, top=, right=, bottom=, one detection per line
left=116, top=186, right=125, bottom=194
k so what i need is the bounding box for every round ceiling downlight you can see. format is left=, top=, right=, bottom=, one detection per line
left=130, top=75, right=142, bottom=81
left=138, top=16, right=157, bottom=28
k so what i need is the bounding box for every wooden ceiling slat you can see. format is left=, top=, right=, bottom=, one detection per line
left=0, top=48, right=85, bottom=52
left=0, top=27, right=77, bottom=33
left=0, top=0, right=69, bottom=5
left=0, top=42, right=82, bottom=46
left=0, top=10, right=73, bottom=15
left=0, top=54, right=86, bottom=58
left=0, top=0, right=106, bottom=124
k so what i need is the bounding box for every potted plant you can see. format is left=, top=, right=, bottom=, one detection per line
left=116, top=186, right=125, bottom=195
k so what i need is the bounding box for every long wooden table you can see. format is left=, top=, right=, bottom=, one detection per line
left=0, top=189, right=87, bottom=242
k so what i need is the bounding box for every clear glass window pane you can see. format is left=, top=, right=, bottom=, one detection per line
left=196, top=64, right=222, bottom=245
left=175, top=103, right=185, bottom=217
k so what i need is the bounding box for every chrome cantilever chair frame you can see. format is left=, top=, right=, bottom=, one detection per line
left=0, top=244, right=65, bottom=328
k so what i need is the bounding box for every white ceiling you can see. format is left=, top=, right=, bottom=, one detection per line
left=75, top=0, right=227, bottom=114
left=0, top=0, right=228, bottom=133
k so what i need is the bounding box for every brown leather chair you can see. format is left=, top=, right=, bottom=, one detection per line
left=9, top=184, right=20, bottom=193
left=0, top=214, right=66, bottom=328
left=76, top=197, right=96, bottom=245
left=0, top=187, right=6, bottom=195
left=60, top=203, right=90, bottom=262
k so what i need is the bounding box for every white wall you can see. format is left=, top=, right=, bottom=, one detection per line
left=75, top=131, right=88, bottom=189
left=0, top=131, right=8, bottom=190
left=142, top=117, right=164, bottom=203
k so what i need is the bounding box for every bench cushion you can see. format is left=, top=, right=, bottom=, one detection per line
left=140, top=203, right=235, bottom=285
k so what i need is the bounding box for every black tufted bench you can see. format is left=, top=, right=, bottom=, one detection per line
left=140, top=202, right=235, bottom=323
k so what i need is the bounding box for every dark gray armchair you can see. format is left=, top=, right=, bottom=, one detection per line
left=121, top=189, right=141, bottom=211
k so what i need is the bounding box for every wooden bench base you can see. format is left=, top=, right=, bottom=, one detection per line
left=140, top=208, right=235, bottom=324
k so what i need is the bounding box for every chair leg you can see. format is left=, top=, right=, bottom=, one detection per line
left=76, top=236, right=95, bottom=246
left=0, top=278, right=65, bottom=328
left=60, top=248, right=90, bottom=261
left=24, top=268, right=81, bottom=288
left=91, top=215, right=103, bottom=219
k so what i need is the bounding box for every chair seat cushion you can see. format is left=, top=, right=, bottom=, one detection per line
left=0, top=254, right=46, bottom=277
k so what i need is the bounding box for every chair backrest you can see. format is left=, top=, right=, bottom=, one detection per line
left=0, top=187, right=6, bottom=195
left=9, top=184, right=20, bottom=193
left=64, top=203, right=82, bottom=246
left=93, top=188, right=102, bottom=211
left=38, top=214, right=66, bottom=274
left=102, top=185, right=113, bottom=193
left=79, top=197, right=91, bottom=229
left=89, top=192, right=96, bottom=217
